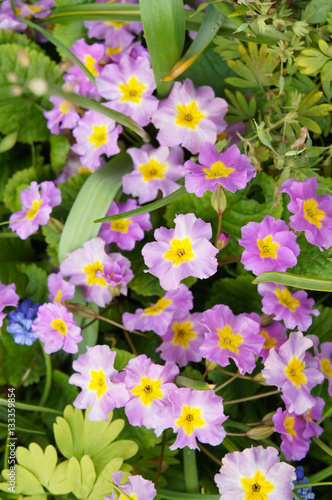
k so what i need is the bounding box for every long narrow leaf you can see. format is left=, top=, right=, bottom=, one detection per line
left=94, top=186, right=186, bottom=224
left=157, top=490, right=219, bottom=500
left=139, top=0, right=185, bottom=97
left=252, top=272, right=332, bottom=292
left=0, top=398, right=62, bottom=414
left=43, top=3, right=141, bottom=24
left=163, top=4, right=224, bottom=82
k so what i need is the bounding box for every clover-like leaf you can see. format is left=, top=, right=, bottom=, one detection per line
left=67, top=455, right=96, bottom=499
left=87, top=458, right=124, bottom=500
left=16, top=444, right=57, bottom=489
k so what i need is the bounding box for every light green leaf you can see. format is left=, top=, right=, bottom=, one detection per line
left=87, top=459, right=123, bottom=500
left=0, top=131, right=18, bottom=153
left=252, top=272, right=332, bottom=292
left=45, top=2, right=141, bottom=24
left=91, top=440, right=138, bottom=476
left=50, top=134, right=70, bottom=175
left=0, top=465, right=45, bottom=495
left=0, top=28, right=42, bottom=51
left=308, top=0, right=332, bottom=23
left=16, top=444, right=57, bottom=489
left=67, top=455, right=96, bottom=499
left=48, top=461, right=71, bottom=495
left=175, top=375, right=212, bottom=391
left=291, top=235, right=332, bottom=280
left=112, top=348, right=135, bottom=371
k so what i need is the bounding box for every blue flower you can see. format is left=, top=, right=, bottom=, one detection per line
left=7, top=299, right=40, bottom=346
left=294, top=466, right=315, bottom=500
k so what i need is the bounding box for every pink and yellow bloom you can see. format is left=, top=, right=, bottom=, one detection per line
left=214, top=445, right=296, bottom=499
left=307, top=334, right=332, bottom=396
left=105, top=471, right=156, bottom=500
left=47, top=273, right=75, bottom=304
left=44, top=95, right=80, bottom=134
left=69, top=345, right=129, bottom=421
left=273, top=407, right=311, bottom=461
left=142, top=213, right=219, bottom=291
left=0, top=282, right=19, bottom=327
left=239, top=215, right=300, bottom=275
left=183, top=142, right=256, bottom=197
left=244, top=312, right=287, bottom=363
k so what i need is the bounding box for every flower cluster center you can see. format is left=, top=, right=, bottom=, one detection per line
left=143, top=298, right=172, bottom=316
left=303, top=199, right=325, bottom=228
left=257, top=235, right=279, bottom=259
left=176, top=102, right=205, bottom=130
left=139, top=158, right=166, bottom=181
left=84, top=55, right=99, bottom=77
left=285, top=356, right=306, bottom=388
left=119, top=77, right=146, bottom=103
left=164, top=238, right=195, bottom=266
left=275, top=288, right=300, bottom=311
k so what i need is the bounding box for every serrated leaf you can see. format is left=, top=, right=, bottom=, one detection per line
left=50, top=134, right=70, bottom=175
left=42, top=224, right=61, bottom=267
left=67, top=455, right=96, bottom=499
left=0, top=28, right=42, bottom=51
left=17, top=263, right=49, bottom=303
left=205, top=275, right=262, bottom=315
left=16, top=444, right=57, bottom=489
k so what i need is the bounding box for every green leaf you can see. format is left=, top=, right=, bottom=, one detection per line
left=307, top=306, right=332, bottom=343
left=56, top=172, right=89, bottom=219
left=87, top=459, right=123, bottom=500
left=139, top=0, right=185, bottom=97
left=0, top=28, right=42, bottom=51
left=125, top=242, right=164, bottom=297
left=113, top=408, right=161, bottom=449
left=205, top=275, right=262, bottom=315
left=48, top=461, right=71, bottom=495
left=42, top=224, right=61, bottom=267
left=252, top=272, right=332, bottom=292
left=112, top=348, right=135, bottom=371
left=0, top=131, right=18, bottom=153
left=17, top=263, right=49, bottom=303
left=53, top=21, right=87, bottom=59
left=308, top=0, right=332, bottom=23
left=58, top=153, right=133, bottom=262
left=16, top=443, right=58, bottom=489
left=67, top=455, right=96, bottom=499
left=0, top=465, right=45, bottom=495
left=291, top=235, right=332, bottom=280
left=50, top=134, right=70, bottom=175
left=45, top=2, right=141, bottom=24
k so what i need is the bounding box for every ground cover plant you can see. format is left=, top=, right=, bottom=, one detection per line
left=0, top=0, right=332, bottom=499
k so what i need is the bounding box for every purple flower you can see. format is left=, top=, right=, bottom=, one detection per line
left=301, top=395, right=324, bottom=439
left=7, top=299, right=39, bottom=346
left=217, top=121, right=246, bottom=146
left=244, top=312, right=287, bottom=363
left=151, top=78, right=227, bottom=154
left=9, top=181, right=61, bottom=240
left=55, top=152, right=97, bottom=184
left=142, top=213, right=219, bottom=291
left=69, top=345, right=129, bottom=421
left=98, top=199, right=152, bottom=251
left=155, top=388, right=227, bottom=450
left=0, top=282, right=19, bottom=327
left=0, top=1, right=26, bottom=32
left=199, top=305, right=264, bottom=375
left=258, top=282, right=319, bottom=332
left=96, top=52, right=158, bottom=126
left=280, top=177, right=332, bottom=250
left=156, top=312, right=205, bottom=367
left=44, top=96, right=80, bottom=134
left=32, top=302, right=82, bottom=354
left=239, top=215, right=300, bottom=275
left=307, top=335, right=332, bottom=396
left=214, top=446, right=296, bottom=500
left=262, top=331, right=324, bottom=415
left=104, top=28, right=135, bottom=61
left=95, top=255, right=133, bottom=296
left=183, top=142, right=256, bottom=197
left=123, top=354, right=179, bottom=429
left=122, top=284, right=193, bottom=336
left=19, top=0, right=53, bottom=19
left=123, top=145, right=184, bottom=203
left=72, top=108, right=122, bottom=170
left=47, top=273, right=75, bottom=304
left=273, top=407, right=311, bottom=461
left=105, top=471, right=156, bottom=500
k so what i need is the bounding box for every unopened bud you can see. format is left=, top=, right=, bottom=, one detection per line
left=47, top=217, right=64, bottom=234
left=11, top=85, right=23, bottom=97
left=109, top=284, right=121, bottom=297
left=260, top=314, right=274, bottom=327
left=211, top=186, right=227, bottom=215
left=253, top=372, right=267, bottom=384
left=260, top=412, right=275, bottom=426
left=205, top=359, right=218, bottom=372
left=29, top=77, right=48, bottom=96
left=66, top=302, right=97, bottom=319
left=17, top=49, right=30, bottom=67
left=246, top=426, right=274, bottom=440
left=7, top=72, right=18, bottom=83
left=216, top=232, right=230, bottom=250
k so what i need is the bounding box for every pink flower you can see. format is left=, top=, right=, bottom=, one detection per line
left=307, top=334, right=332, bottom=396
left=215, top=446, right=296, bottom=499
left=69, top=345, right=129, bottom=421
left=105, top=471, right=156, bottom=500
left=44, top=96, right=80, bottom=134
left=0, top=282, right=19, bottom=327
left=239, top=215, right=300, bottom=275
left=273, top=407, right=311, bottom=461
left=47, top=273, right=75, bottom=304
left=142, top=213, right=219, bottom=291
left=183, top=142, right=256, bottom=197
left=244, top=312, right=287, bottom=363
left=151, top=78, right=227, bottom=154
left=32, top=302, right=82, bottom=354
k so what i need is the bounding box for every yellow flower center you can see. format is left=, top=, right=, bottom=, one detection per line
left=107, top=20, right=126, bottom=29
left=88, top=369, right=108, bottom=398
left=275, top=288, right=300, bottom=311
left=176, top=406, right=205, bottom=435
left=79, top=166, right=93, bottom=174
left=203, top=161, right=235, bottom=179
left=132, top=377, right=163, bottom=405
left=257, top=235, right=279, bottom=259
left=84, top=55, right=99, bottom=77
left=217, top=325, right=243, bottom=354
left=284, top=414, right=297, bottom=436
left=54, top=290, right=62, bottom=303
left=51, top=319, right=67, bottom=335
left=241, top=470, right=274, bottom=500
left=175, top=102, right=205, bottom=129
left=59, top=100, right=72, bottom=115
left=89, top=125, right=108, bottom=149
left=120, top=494, right=136, bottom=500
left=110, top=218, right=132, bottom=233
left=306, top=408, right=312, bottom=422
left=143, top=298, right=172, bottom=316
left=164, top=238, right=195, bottom=266
left=260, top=330, right=276, bottom=349
left=284, top=356, right=306, bottom=388
left=26, top=199, right=43, bottom=220
left=172, top=322, right=196, bottom=348
left=83, top=261, right=107, bottom=286
left=321, top=358, right=332, bottom=377
left=119, top=77, right=146, bottom=103
left=303, top=199, right=325, bottom=228
left=106, top=46, right=122, bottom=57
left=138, top=158, right=166, bottom=181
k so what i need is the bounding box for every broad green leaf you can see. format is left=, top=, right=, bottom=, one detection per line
left=139, top=0, right=185, bottom=97
left=308, top=0, right=332, bottom=23
left=252, top=272, right=332, bottom=292
left=58, top=153, right=133, bottom=262
left=42, top=224, right=61, bottom=267
left=307, top=306, right=332, bottom=343
left=67, top=455, right=96, bottom=499
left=112, top=348, right=135, bottom=371
left=48, top=461, right=71, bottom=495
left=16, top=444, right=57, bottom=489
left=56, top=172, right=89, bottom=219
left=91, top=440, right=138, bottom=476
left=83, top=418, right=124, bottom=457
left=17, top=263, right=49, bottom=303
left=162, top=5, right=224, bottom=81
left=53, top=409, right=76, bottom=459
left=0, top=131, right=18, bottom=153
left=113, top=408, right=161, bottom=449
left=87, top=459, right=123, bottom=500
left=205, top=275, right=262, bottom=315
left=125, top=242, right=164, bottom=297
left=50, top=134, right=70, bottom=175
left=0, top=465, right=45, bottom=495
left=53, top=22, right=87, bottom=59
left=292, top=235, right=332, bottom=280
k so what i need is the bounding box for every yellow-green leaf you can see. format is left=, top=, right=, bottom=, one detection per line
left=252, top=272, right=332, bottom=292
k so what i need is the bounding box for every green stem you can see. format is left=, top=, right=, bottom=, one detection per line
left=223, top=390, right=280, bottom=406
left=312, top=437, right=332, bottom=458
left=0, top=398, right=61, bottom=415
left=39, top=343, right=52, bottom=407
left=309, top=465, right=332, bottom=483
left=198, top=443, right=220, bottom=465
left=157, top=490, right=219, bottom=500
left=215, top=374, right=238, bottom=392
left=155, top=430, right=167, bottom=487
left=294, top=482, right=332, bottom=488
left=183, top=447, right=199, bottom=494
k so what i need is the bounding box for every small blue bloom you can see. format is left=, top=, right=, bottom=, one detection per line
left=7, top=299, right=40, bottom=346
left=294, top=466, right=315, bottom=500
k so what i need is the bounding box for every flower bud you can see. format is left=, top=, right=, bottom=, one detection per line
left=246, top=426, right=274, bottom=440
left=260, top=412, right=275, bottom=426
left=205, top=359, right=218, bottom=372
left=66, top=302, right=97, bottom=319
left=47, top=217, right=64, bottom=234
left=260, top=314, right=275, bottom=327
left=216, top=232, right=230, bottom=250
left=211, top=185, right=227, bottom=215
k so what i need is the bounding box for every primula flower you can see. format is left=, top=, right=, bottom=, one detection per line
left=124, top=145, right=184, bottom=203
left=258, top=282, right=319, bottom=332
left=7, top=299, right=39, bottom=346
left=306, top=334, right=332, bottom=396
left=122, top=284, right=193, bottom=336
left=72, top=109, right=122, bottom=170
left=95, top=256, right=133, bottom=297
left=262, top=331, right=324, bottom=415
left=0, top=282, right=19, bottom=327
left=55, top=152, right=97, bottom=184
left=9, top=181, right=61, bottom=240
left=96, top=53, right=158, bottom=126
left=214, top=445, right=296, bottom=500
left=19, top=0, right=53, bottom=19
left=183, top=142, right=256, bottom=197
left=280, top=177, right=332, bottom=250
left=273, top=407, right=311, bottom=461
left=123, top=354, right=179, bottom=429
left=32, top=302, right=82, bottom=354
left=151, top=78, right=227, bottom=154
left=217, top=121, right=246, bottom=146
left=47, top=273, right=75, bottom=304
left=244, top=312, right=287, bottom=363
left=69, top=345, right=129, bottom=421
left=142, top=213, right=218, bottom=291
left=44, top=96, right=80, bottom=134
left=155, top=388, right=227, bottom=450
left=300, top=395, right=325, bottom=440
left=0, top=0, right=26, bottom=31
left=239, top=215, right=300, bottom=275
left=200, top=305, right=264, bottom=375
left=98, top=199, right=152, bottom=250
left=156, top=312, right=205, bottom=367
left=105, top=471, right=156, bottom=500
left=60, top=237, right=132, bottom=307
